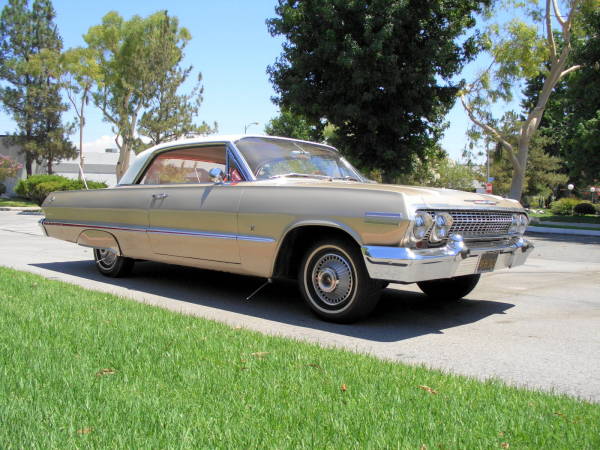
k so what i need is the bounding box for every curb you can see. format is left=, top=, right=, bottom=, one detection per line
left=532, top=220, right=600, bottom=230
left=527, top=226, right=600, bottom=237
left=0, top=207, right=41, bottom=212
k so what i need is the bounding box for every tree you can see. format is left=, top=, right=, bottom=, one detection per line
left=522, top=6, right=600, bottom=187
left=267, top=0, right=491, bottom=183
left=489, top=136, right=568, bottom=202
left=136, top=13, right=216, bottom=148
left=84, top=11, right=208, bottom=180
left=264, top=109, right=316, bottom=141
left=60, top=47, right=100, bottom=178
left=0, top=0, right=75, bottom=175
left=460, top=0, right=597, bottom=200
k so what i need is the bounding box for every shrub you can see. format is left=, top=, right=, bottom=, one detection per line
left=549, top=197, right=580, bottom=215
left=0, top=182, right=6, bottom=196
left=573, top=202, right=596, bottom=216
left=595, top=204, right=600, bottom=215
left=0, top=154, right=22, bottom=182
left=15, top=174, right=107, bottom=205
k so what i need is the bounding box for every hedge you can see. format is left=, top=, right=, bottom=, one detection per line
left=15, top=174, right=107, bottom=205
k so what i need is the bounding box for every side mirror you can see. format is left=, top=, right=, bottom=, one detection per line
left=209, top=167, right=225, bottom=184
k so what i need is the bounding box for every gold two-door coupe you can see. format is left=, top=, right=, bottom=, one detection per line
left=40, top=135, right=533, bottom=322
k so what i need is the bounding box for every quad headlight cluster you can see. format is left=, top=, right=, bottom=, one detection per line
left=412, top=211, right=453, bottom=243
left=509, top=213, right=529, bottom=235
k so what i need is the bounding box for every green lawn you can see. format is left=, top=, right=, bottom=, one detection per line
left=529, top=223, right=600, bottom=231
left=530, top=211, right=600, bottom=225
left=1, top=267, right=599, bottom=448
left=0, top=197, right=38, bottom=208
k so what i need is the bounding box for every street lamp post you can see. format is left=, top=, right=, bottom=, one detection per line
left=567, top=183, right=574, bottom=198
left=591, top=186, right=596, bottom=204
left=244, top=122, right=259, bottom=134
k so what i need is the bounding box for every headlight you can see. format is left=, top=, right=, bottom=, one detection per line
left=509, top=213, right=528, bottom=234
left=412, top=212, right=433, bottom=240
left=517, top=214, right=528, bottom=234
left=429, top=212, right=453, bottom=243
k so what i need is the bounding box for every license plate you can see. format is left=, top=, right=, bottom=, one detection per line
left=477, top=252, right=498, bottom=273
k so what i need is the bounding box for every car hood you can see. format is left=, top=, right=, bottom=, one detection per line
left=255, top=178, right=523, bottom=211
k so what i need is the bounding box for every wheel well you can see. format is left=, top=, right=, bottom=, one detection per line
left=273, top=225, right=361, bottom=280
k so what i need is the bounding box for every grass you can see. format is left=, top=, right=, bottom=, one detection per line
left=530, top=211, right=600, bottom=225
left=1, top=267, right=599, bottom=448
left=0, top=197, right=38, bottom=208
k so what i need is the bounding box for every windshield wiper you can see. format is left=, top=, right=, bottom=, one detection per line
left=331, top=176, right=362, bottom=182
left=269, top=172, right=332, bottom=180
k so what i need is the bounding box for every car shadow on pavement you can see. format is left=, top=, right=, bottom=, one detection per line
left=32, top=260, right=515, bottom=343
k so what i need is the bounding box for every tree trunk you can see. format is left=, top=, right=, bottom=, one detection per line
left=25, top=154, right=33, bottom=177
left=79, top=115, right=84, bottom=181
left=509, top=137, right=530, bottom=200
left=115, top=144, right=131, bottom=182
left=47, top=157, right=53, bottom=175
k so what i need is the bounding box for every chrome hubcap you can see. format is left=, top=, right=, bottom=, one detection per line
left=311, top=253, right=353, bottom=306
left=96, top=249, right=117, bottom=269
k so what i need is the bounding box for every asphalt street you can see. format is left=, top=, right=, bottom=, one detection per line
left=1, top=210, right=599, bottom=402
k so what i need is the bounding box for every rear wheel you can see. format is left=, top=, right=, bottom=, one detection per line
left=417, top=274, right=481, bottom=300
left=298, top=239, right=381, bottom=323
left=93, top=248, right=134, bottom=277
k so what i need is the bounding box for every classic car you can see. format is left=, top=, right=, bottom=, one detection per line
left=40, top=135, right=533, bottom=322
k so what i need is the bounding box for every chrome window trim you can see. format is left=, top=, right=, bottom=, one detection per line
left=128, top=141, right=234, bottom=186
left=227, top=142, right=255, bottom=182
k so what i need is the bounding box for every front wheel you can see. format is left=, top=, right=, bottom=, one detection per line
left=93, top=248, right=134, bottom=278
left=298, top=239, right=381, bottom=323
left=417, top=274, right=481, bottom=300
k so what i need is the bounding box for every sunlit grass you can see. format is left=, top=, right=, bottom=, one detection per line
left=0, top=197, right=38, bottom=208
left=1, top=267, right=598, bottom=448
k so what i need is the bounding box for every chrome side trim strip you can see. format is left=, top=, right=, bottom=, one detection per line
left=43, top=220, right=146, bottom=233
left=364, top=212, right=403, bottom=225
left=148, top=227, right=237, bottom=240
left=237, top=234, right=276, bottom=243
left=42, top=220, right=275, bottom=243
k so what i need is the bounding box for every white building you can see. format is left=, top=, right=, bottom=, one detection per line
left=0, top=135, right=120, bottom=196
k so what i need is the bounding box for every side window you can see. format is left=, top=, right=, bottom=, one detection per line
left=139, top=146, right=226, bottom=185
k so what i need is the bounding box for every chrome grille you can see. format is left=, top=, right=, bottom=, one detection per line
left=421, top=209, right=513, bottom=238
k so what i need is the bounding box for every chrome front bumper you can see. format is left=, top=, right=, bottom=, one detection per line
left=362, top=235, right=533, bottom=283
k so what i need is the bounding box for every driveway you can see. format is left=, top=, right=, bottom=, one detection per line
left=1, top=211, right=600, bottom=402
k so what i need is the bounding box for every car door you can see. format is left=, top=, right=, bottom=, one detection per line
left=139, top=143, right=242, bottom=263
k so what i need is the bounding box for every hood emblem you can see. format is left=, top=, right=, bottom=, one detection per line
left=465, top=199, right=497, bottom=205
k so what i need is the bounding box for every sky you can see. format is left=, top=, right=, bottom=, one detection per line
left=0, top=0, right=500, bottom=161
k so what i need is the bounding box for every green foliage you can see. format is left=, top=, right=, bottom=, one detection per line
left=0, top=0, right=76, bottom=175
left=0, top=153, right=21, bottom=181
left=397, top=155, right=481, bottom=191
left=267, top=0, right=491, bottom=182
left=573, top=202, right=596, bottom=215
left=550, top=197, right=580, bottom=215
left=15, top=174, right=106, bottom=205
left=0, top=182, right=5, bottom=196
left=84, top=11, right=214, bottom=175
left=264, top=109, right=316, bottom=141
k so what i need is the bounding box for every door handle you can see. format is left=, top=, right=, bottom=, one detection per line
left=152, top=193, right=168, bottom=200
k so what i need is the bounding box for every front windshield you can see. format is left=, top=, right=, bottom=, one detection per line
left=235, top=137, right=364, bottom=181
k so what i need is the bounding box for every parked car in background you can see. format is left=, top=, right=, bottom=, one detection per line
left=40, top=135, right=533, bottom=322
